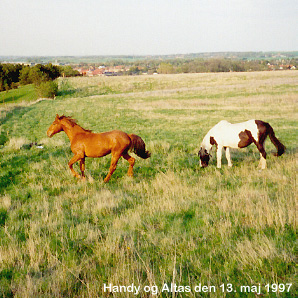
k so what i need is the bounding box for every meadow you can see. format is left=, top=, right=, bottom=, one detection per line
left=0, top=71, right=297, bottom=297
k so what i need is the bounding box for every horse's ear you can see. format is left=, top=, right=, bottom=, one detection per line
left=55, top=114, right=60, bottom=119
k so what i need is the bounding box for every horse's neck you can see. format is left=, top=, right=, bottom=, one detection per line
left=202, top=133, right=212, bottom=152
left=62, top=123, right=86, bottom=142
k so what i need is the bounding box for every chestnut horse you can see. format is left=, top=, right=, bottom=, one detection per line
left=47, top=114, right=150, bottom=182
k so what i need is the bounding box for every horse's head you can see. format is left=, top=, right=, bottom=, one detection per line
left=47, top=114, right=64, bottom=137
left=198, top=147, right=211, bottom=168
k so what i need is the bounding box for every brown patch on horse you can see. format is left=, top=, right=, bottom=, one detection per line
left=238, top=129, right=267, bottom=158
left=238, top=130, right=253, bottom=148
left=210, top=136, right=217, bottom=147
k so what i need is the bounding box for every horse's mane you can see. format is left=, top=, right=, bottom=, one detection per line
left=59, top=115, right=92, bottom=133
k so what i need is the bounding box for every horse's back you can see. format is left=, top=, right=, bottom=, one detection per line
left=210, top=119, right=258, bottom=148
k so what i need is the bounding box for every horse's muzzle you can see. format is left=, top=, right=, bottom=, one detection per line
left=47, top=130, right=53, bottom=138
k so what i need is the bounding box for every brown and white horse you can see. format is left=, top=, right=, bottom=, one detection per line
left=198, top=120, right=285, bottom=169
left=47, top=114, right=150, bottom=182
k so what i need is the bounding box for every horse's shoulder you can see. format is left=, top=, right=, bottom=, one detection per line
left=216, top=120, right=231, bottom=129
left=218, top=120, right=230, bottom=125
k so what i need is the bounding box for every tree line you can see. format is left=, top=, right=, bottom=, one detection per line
left=0, top=63, right=79, bottom=97
left=78, top=57, right=297, bottom=75
left=1, top=58, right=296, bottom=97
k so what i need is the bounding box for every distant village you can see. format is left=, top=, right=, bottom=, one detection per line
left=0, top=57, right=296, bottom=77
left=73, top=65, right=150, bottom=76
left=74, top=63, right=296, bottom=77
left=266, top=63, right=296, bottom=71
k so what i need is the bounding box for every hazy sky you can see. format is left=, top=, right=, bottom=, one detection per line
left=1, top=0, right=297, bottom=56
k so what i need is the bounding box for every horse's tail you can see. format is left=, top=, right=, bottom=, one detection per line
left=128, top=134, right=151, bottom=159
left=267, top=123, right=286, bottom=156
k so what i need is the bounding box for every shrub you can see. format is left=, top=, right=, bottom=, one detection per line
left=36, top=81, right=58, bottom=98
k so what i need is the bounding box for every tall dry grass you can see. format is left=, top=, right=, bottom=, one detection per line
left=0, top=71, right=297, bottom=297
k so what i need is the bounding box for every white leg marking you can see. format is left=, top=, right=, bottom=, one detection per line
left=226, top=147, right=232, bottom=167
left=258, top=153, right=266, bottom=169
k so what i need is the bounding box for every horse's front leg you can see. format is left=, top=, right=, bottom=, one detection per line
left=217, top=146, right=223, bottom=168
left=68, top=154, right=83, bottom=178
left=225, top=147, right=232, bottom=167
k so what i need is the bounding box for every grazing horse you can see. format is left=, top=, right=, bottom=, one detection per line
left=198, top=120, right=285, bottom=169
left=47, top=114, right=150, bottom=182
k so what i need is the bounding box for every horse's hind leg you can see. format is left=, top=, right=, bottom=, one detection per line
left=256, top=143, right=267, bottom=169
left=257, top=133, right=267, bottom=169
left=80, top=157, right=86, bottom=179
left=123, top=153, right=135, bottom=177
left=104, top=154, right=121, bottom=183
left=225, top=147, right=232, bottom=167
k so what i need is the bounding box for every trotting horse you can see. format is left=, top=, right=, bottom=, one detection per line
left=47, top=114, right=150, bottom=182
left=198, top=120, right=285, bottom=169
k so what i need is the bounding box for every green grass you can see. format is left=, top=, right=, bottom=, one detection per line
left=0, top=84, right=37, bottom=105
left=0, top=71, right=297, bottom=297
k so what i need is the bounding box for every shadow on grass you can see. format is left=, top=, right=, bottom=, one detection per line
left=56, top=89, right=76, bottom=97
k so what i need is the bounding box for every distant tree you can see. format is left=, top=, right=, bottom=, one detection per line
left=0, top=63, right=23, bottom=91
left=19, top=64, right=61, bottom=86
left=19, top=66, right=32, bottom=85
left=60, top=66, right=80, bottom=77
left=0, top=64, right=3, bottom=91
left=127, top=66, right=141, bottom=75
left=157, top=63, right=175, bottom=74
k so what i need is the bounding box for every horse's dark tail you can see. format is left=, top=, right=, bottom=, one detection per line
left=267, top=123, right=286, bottom=156
left=128, top=134, right=151, bottom=159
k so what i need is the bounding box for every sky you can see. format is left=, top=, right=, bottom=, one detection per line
left=0, top=0, right=297, bottom=56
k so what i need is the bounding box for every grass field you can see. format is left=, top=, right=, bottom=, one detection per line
left=0, top=71, right=297, bottom=297
left=0, top=85, right=37, bottom=105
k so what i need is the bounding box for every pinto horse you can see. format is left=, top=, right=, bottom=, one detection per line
left=198, top=120, right=285, bottom=169
left=47, top=114, right=150, bottom=182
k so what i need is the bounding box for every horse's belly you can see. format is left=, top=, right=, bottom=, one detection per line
left=85, top=146, right=111, bottom=158
left=216, top=133, right=241, bottom=148
left=81, top=131, right=131, bottom=157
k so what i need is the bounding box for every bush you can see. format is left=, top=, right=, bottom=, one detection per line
left=36, top=81, right=58, bottom=98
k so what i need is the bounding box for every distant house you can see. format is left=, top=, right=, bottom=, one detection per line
left=75, top=67, right=106, bottom=76
left=92, top=68, right=105, bottom=76
left=76, top=68, right=89, bottom=76
left=103, top=71, right=116, bottom=76
left=279, top=64, right=296, bottom=70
